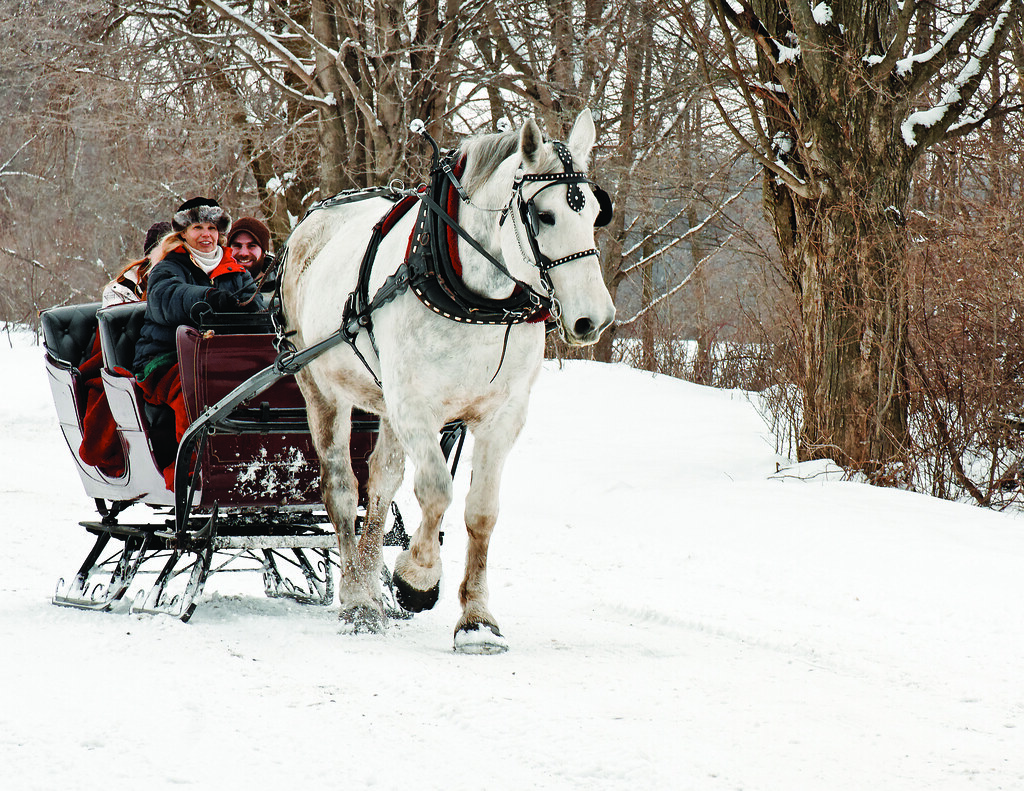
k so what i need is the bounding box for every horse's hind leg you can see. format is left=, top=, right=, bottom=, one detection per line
left=298, top=371, right=383, bottom=632
left=359, top=417, right=405, bottom=595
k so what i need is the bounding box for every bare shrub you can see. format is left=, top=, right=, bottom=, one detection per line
left=906, top=149, right=1024, bottom=506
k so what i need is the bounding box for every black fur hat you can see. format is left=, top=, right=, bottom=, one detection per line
left=172, top=197, right=230, bottom=233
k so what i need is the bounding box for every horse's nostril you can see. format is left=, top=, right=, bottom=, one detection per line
left=574, top=317, right=595, bottom=337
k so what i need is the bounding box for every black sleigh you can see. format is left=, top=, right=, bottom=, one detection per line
left=41, top=301, right=464, bottom=621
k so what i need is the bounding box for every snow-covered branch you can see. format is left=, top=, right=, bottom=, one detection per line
left=266, top=0, right=337, bottom=63
left=0, top=248, right=46, bottom=269
left=223, top=34, right=335, bottom=110
left=691, top=3, right=814, bottom=199
left=865, top=0, right=919, bottom=76
left=0, top=170, right=44, bottom=182
left=900, top=1, right=1015, bottom=151
left=198, top=0, right=321, bottom=98
left=895, top=0, right=998, bottom=93
left=0, top=136, right=42, bottom=180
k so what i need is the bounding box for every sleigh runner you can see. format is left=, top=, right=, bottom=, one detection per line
left=42, top=299, right=465, bottom=621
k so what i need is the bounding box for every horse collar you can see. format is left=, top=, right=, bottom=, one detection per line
left=403, top=153, right=551, bottom=327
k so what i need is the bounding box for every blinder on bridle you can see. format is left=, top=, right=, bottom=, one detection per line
left=513, top=141, right=613, bottom=231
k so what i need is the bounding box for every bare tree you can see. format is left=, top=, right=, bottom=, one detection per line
left=180, top=0, right=484, bottom=192
left=677, top=0, right=1023, bottom=480
left=0, top=0, right=303, bottom=319
left=0, top=1, right=170, bottom=318
left=905, top=99, right=1024, bottom=505
left=2, top=0, right=770, bottom=341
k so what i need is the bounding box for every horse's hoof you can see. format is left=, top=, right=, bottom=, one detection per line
left=454, top=622, right=509, bottom=655
left=392, top=572, right=440, bottom=613
left=339, top=604, right=385, bottom=635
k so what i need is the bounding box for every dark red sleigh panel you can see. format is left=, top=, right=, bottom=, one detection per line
left=175, top=326, right=377, bottom=508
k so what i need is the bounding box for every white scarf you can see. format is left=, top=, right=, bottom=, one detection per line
left=185, top=243, right=224, bottom=274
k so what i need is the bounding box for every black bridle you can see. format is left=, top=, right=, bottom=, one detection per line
left=499, top=140, right=614, bottom=283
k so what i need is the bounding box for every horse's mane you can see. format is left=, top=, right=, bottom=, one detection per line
left=459, top=127, right=560, bottom=197
left=458, top=131, right=518, bottom=195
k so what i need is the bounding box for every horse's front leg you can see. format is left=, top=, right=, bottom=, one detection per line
left=453, top=415, right=525, bottom=655
left=391, top=421, right=453, bottom=614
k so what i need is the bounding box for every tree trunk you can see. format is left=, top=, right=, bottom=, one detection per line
left=311, top=0, right=351, bottom=193
left=640, top=228, right=655, bottom=371
left=593, top=0, right=646, bottom=364
left=772, top=180, right=911, bottom=478
left=687, top=204, right=712, bottom=386
left=741, top=0, right=924, bottom=479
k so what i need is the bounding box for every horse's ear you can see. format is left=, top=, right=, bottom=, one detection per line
left=568, top=108, right=596, bottom=170
left=520, top=117, right=544, bottom=169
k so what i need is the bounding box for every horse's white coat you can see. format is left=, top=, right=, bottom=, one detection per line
left=282, top=109, right=614, bottom=649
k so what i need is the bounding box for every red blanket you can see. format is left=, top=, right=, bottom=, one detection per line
left=136, top=362, right=188, bottom=490
left=77, top=332, right=126, bottom=478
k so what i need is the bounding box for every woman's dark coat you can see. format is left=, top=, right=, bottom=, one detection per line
left=133, top=246, right=264, bottom=374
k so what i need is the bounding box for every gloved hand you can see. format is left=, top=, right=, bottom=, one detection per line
left=205, top=288, right=240, bottom=312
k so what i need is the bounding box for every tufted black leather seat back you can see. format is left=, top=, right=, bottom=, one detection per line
left=97, top=302, right=147, bottom=372
left=40, top=302, right=101, bottom=369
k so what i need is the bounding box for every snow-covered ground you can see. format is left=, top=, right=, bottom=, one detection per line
left=1, top=327, right=1022, bottom=790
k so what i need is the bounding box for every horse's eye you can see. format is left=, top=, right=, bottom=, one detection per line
left=537, top=211, right=555, bottom=226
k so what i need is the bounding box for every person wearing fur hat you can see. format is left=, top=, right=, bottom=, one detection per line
left=132, top=196, right=264, bottom=489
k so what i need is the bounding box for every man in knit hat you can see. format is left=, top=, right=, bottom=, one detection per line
left=227, top=216, right=273, bottom=280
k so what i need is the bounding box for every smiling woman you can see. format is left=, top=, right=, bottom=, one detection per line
left=131, top=196, right=265, bottom=490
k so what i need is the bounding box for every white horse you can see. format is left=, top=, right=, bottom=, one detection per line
left=281, top=108, right=614, bottom=652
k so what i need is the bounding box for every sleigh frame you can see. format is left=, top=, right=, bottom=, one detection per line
left=41, top=301, right=465, bottom=621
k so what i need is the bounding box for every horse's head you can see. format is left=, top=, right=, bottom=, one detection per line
left=501, top=109, right=616, bottom=346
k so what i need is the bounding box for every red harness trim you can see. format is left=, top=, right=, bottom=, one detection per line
left=400, top=191, right=426, bottom=261
left=384, top=194, right=419, bottom=237
left=444, top=158, right=466, bottom=277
